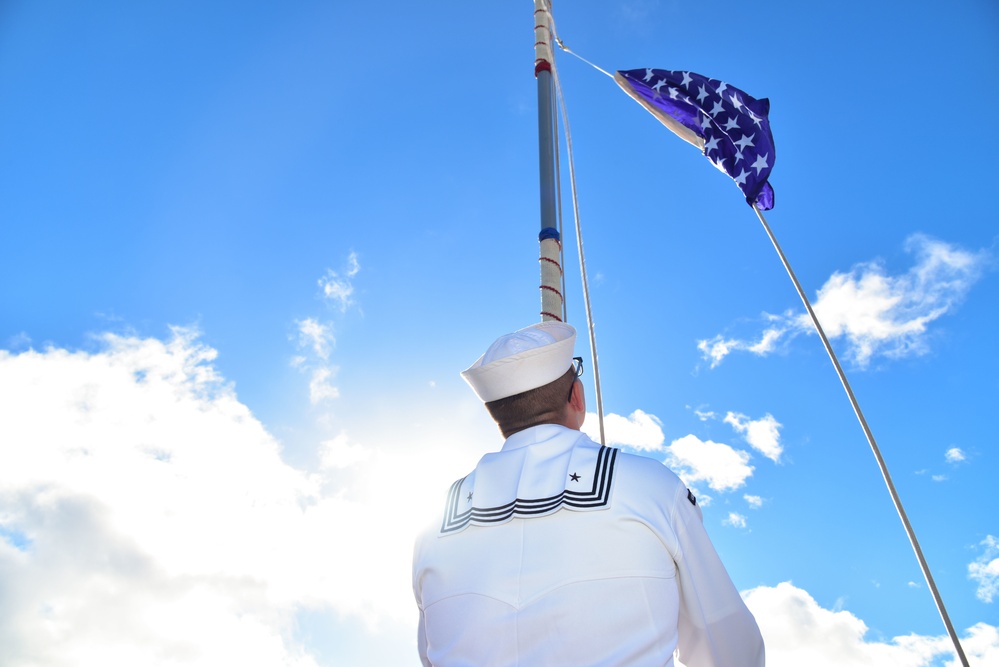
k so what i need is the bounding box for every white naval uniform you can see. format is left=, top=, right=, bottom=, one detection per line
left=412, top=424, right=764, bottom=667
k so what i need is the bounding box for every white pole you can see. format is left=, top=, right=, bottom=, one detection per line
left=752, top=204, right=970, bottom=667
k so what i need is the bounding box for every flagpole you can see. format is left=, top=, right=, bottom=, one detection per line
left=534, top=0, right=564, bottom=323
left=751, top=204, right=971, bottom=667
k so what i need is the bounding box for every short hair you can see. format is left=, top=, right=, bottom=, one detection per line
left=484, top=366, right=576, bottom=438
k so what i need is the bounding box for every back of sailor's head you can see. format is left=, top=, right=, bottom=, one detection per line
left=461, top=322, right=578, bottom=437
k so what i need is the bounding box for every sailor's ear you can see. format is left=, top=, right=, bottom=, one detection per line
left=569, top=379, right=585, bottom=411
left=570, top=380, right=586, bottom=429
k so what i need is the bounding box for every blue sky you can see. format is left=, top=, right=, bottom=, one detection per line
left=1, top=1, right=997, bottom=665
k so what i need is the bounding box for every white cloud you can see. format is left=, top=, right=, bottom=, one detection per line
left=698, top=235, right=988, bottom=368
left=743, top=581, right=999, bottom=667
left=724, top=512, right=747, bottom=528
left=0, top=329, right=475, bottom=666
left=308, top=366, right=340, bottom=404
left=724, top=412, right=783, bottom=462
left=697, top=336, right=737, bottom=369
left=697, top=326, right=787, bottom=369
left=319, top=251, right=360, bottom=312
left=932, top=475, right=947, bottom=482
left=295, top=256, right=363, bottom=403
left=666, top=434, right=753, bottom=492
left=296, top=318, right=334, bottom=361
left=806, top=234, right=985, bottom=366
left=583, top=409, right=665, bottom=452
left=318, top=432, right=370, bottom=470
left=945, top=447, right=966, bottom=464
left=293, top=317, right=341, bottom=405
left=744, top=494, right=763, bottom=509
left=969, top=535, right=999, bottom=603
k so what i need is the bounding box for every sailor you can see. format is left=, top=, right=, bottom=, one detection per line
left=413, top=322, right=765, bottom=666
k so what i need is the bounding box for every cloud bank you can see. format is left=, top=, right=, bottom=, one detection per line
left=1, top=331, right=995, bottom=666
left=743, top=581, right=997, bottom=667
left=0, top=328, right=457, bottom=666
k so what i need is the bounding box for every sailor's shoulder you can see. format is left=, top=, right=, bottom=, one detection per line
left=609, top=449, right=685, bottom=493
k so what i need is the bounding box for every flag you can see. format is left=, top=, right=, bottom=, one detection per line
left=615, top=68, right=775, bottom=210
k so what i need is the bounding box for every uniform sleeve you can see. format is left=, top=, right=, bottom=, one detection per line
left=417, top=608, right=431, bottom=667
left=671, top=484, right=765, bottom=667
left=413, top=531, right=433, bottom=667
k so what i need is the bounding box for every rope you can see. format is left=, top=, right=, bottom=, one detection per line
left=551, top=47, right=567, bottom=323
left=752, top=204, right=970, bottom=667
left=545, top=4, right=606, bottom=446
left=547, top=14, right=615, bottom=79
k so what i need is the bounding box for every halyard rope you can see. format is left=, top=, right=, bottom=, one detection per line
left=544, top=1, right=606, bottom=445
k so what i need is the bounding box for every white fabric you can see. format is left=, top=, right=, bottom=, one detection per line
left=413, top=425, right=764, bottom=667
left=461, top=323, right=576, bottom=402
left=539, top=236, right=563, bottom=321
left=534, top=0, right=553, bottom=66
left=613, top=73, right=705, bottom=151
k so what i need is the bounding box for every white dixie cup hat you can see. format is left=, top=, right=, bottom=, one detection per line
left=461, top=322, right=577, bottom=402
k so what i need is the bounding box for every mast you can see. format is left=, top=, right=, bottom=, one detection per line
left=534, top=0, right=563, bottom=322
